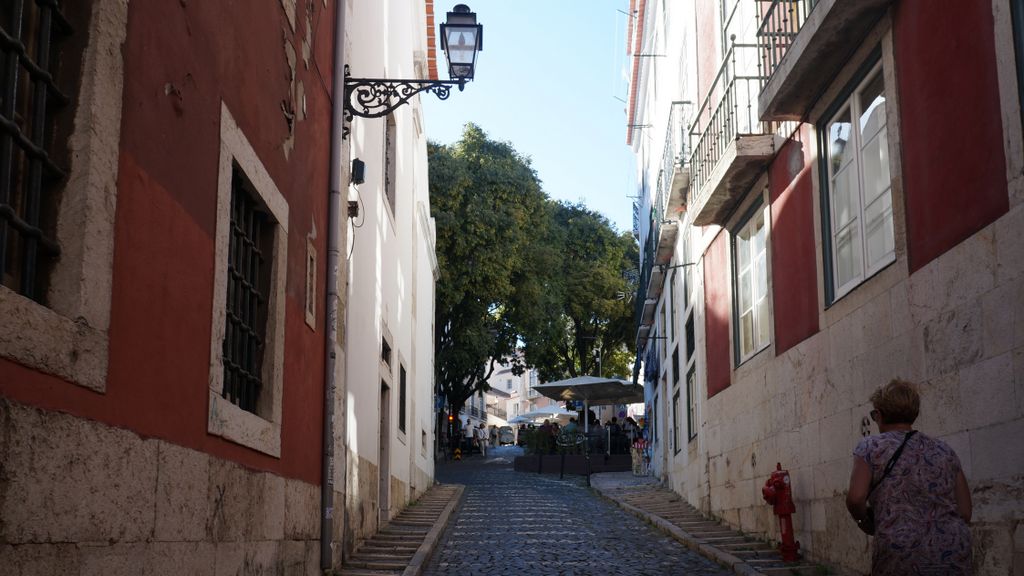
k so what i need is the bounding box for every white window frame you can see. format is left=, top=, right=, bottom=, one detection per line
left=733, top=203, right=771, bottom=364
left=823, top=61, right=896, bottom=301
left=207, top=103, right=289, bottom=458
left=0, top=0, right=127, bottom=392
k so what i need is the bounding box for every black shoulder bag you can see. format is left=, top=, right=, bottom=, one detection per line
left=859, top=430, right=917, bottom=536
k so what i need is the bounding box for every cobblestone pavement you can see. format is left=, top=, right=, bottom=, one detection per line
left=422, top=446, right=731, bottom=576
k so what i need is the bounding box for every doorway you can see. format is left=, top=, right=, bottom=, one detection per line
left=378, top=380, right=391, bottom=524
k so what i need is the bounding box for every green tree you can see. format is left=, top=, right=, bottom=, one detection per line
left=429, top=124, right=550, bottom=434
left=520, top=202, right=638, bottom=382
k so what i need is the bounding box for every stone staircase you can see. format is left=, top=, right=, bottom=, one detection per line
left=337, top=484, right=463, bottom=576
left=598, top=484, right=824, bottom=576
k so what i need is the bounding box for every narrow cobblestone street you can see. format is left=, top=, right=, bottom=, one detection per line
left=422, top=446, right=730, bottom=576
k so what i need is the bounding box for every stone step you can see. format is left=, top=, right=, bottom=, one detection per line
left=719, top=543, right=776, bottom=553
left=362, top=541, right=421, bottom=549
left=379, top=527, right=429, bottom=536
left=761, top=561, right=823, bottom=569
left=376, top=532, right=427, bottom=541
left=692, top=532, right=749, bottom=541
left=385, top=516, right=432, bottom=524
left=349, top=552, right=415, bottom=563
left=343, top=559, right=408, bottom=571
left=338, top=569, right=401, bottom=576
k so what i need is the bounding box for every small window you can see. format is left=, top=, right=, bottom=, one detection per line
left=733, top=204, right=770, bottom=363
left=651, top=393, right=659, bottom=443
left=399, top=365, right=407, bottom=434
left=668, top=270, right=676, bottom=342
left=222, top=167, right=276, bottom=414
left=506, top=378, right=513, bottom=390
left=0, top=1, right=79, bottom=301
left=672, top=390, right=682, bottom=455
left=207, top=103, right=289, bottom=457
left=304, top=238, right=316, bottom=329
left=384, top=114, right=397, bottom=216
left=686, top=365, right=697, bottom=440
left=659, top=303, right=668, bottom=362
left=821, top=62, right=895, bottom=302
left=672, top=345, right=680, bottom=387
left=381, top=337, right=392, bottom=368
left=685, top=312, right=695, bottom=363
left=1015, top=0, right=1024, bottom=133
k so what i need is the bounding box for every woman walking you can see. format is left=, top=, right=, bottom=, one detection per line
left=846, top=379, right=973, bottom=574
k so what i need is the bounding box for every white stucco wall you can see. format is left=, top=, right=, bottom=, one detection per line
left=343, top=0, right=436, bottom=540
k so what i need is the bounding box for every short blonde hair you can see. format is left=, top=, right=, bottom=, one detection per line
left=870, top=379, right=920, bottom=424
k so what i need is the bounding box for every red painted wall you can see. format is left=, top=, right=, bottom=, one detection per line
left=703, top=231, right=731, bottom=398
left=894, top=1, right=1008, bottom=273
left=0, top=1, right=334, bottom=484
left=769, top=128, right=819, bottom=356
left=694, top=0, right=721, bottom=105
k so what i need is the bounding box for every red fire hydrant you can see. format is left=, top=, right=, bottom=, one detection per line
left=761, top=462, right=800, bottom=562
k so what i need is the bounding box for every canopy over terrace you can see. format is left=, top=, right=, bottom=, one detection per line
left=509, top=405, right=576, bottom=425
left=532, top=376, right=644, bottom=434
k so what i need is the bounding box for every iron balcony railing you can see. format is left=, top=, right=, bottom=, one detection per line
left=654, top=101, right=691, bottom=226
left=486, top=405, right=507, bottom=420
left=634, top=228, right=655, bottom=326
left=687, top=40, right=774, bottom=209
left=758, top=0, right=819, bottom=80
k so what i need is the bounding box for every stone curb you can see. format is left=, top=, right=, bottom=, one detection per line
left=592, top=484, right=766, bottom=576
left=402, top=483, right=465, bottom=576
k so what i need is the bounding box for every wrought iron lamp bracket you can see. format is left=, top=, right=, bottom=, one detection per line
left=342, top=65, right=465, bottom=139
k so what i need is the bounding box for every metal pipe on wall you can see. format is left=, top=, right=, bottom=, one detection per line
left=322, top=0, right=348, bottom=569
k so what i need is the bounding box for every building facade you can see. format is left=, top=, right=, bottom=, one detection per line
left=0, top=0, right=440, bottom=572
left=341, top=0, right=439, bottom=554
left=629, top=0, right=1024, bottom=573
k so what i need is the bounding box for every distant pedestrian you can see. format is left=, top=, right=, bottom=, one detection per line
left=846, top=379, right=972, bottom=575
left=489, top=424, right=498, bottom=447
left=475, top=423, right=488, bottom=457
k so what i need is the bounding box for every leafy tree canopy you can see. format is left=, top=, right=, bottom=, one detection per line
left=430, top=124, right=638, bottom=417
left=519, top=202, right=638, bottom=383
left=429, top=124, right=550, bottom=413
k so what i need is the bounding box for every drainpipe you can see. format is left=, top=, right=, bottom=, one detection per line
left=322, top=0, right=348, bottom=569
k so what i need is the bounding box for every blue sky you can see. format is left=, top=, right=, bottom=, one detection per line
left=423, top=0, right=638, bottom=234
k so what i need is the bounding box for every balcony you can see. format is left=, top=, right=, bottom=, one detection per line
left=688, top=42, right=778, bottom=227
left=757, top=0, right=895, bottom=120
left=634, top=231, right=658, bottom=349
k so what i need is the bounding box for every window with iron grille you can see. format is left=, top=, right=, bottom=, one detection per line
left=222, top=166, right=275, bottom=414
left=0, top=0, right=82, bottom=302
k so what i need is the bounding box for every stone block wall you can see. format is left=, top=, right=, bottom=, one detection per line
left=677, top=202, right=1024, bottom=574
left=0, top=399, right=322, bottom=576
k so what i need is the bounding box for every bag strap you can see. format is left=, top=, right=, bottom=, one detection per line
left=867, top=430, right=917, bottom=498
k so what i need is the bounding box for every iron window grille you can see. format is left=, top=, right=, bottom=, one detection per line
left=222, top=166, right=274, bottom=414
left=1, top=0, right=75, bottom=301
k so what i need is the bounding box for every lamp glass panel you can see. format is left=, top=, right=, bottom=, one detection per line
left=446, top=27, right=477, bottom=65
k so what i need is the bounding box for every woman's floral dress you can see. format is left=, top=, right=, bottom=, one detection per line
left=853, top=431, right=972, bottom=575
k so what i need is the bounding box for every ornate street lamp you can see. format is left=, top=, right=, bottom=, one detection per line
left=343, top=4, right=482, bottom=137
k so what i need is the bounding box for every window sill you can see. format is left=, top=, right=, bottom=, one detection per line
left=0, top=287, right=108, bottom=393
left=207, top=391, right=281, bottom=457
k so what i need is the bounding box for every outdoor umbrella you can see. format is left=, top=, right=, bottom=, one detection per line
left=532, top=375, right=644, bottom=434
left=521, top=406, right=575, bottom=419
